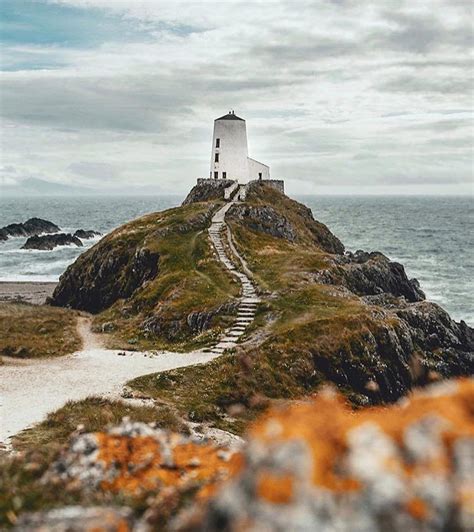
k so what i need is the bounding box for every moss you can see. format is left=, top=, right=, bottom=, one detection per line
left=0, top=303, right=80, bottom=358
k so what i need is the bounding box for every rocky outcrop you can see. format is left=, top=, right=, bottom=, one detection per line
left=307, top=301, right=473, bottom=403
left=141, top=300, right=239, bottom=341
left=317, top=250, right=426, bottom=302
left=50, top=206, right=215, bottom=313
left=0, top=217, right=60, bottom=241
left=228, top=202, right=344, bottom=255
left=50, top=246, right=159, bottom=313
left=21, top=233, right=83, bottom=250
left=73, top=229, right=101, bottom=239
left=229, top=204, right=298, bottom=242
left=182, top=179, right=236, bottom=205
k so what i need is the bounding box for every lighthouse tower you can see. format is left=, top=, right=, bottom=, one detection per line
left=210, top=111, right=270, bottom=182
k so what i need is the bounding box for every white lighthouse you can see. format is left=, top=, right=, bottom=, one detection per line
left=209, top=111, right=270, bottom=182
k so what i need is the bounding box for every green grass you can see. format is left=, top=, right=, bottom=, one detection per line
left=92, top=205, right=240, bottom=350
left=0, top=303, right=80, bottom=358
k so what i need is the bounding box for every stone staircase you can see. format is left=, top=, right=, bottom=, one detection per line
left=206, top=186, right=259, bottom=355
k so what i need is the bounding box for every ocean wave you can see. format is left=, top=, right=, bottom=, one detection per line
left=0, top=275, right=59, bottom=282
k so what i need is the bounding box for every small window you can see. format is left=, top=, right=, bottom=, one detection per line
left=223, top=172, right=227, bottom=179
left=215, top=153, right=219, bottom=162
left=216, top=138, right=220, bottom=148
left=258, top=172, right=262, bottom=179
left=214, top=171, right=218, bottom=179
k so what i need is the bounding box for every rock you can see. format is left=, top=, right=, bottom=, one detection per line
left=73, top=229, right=101, bottom=239
left=333, top=251, right=426, bottom=302
left=21, top=233, right=83, bottom=250
left=44, top=419, right=241, bottom=497
left=229, top=204, right=298, bottom=242
left=50, top=245, right=160, bottom=313
left=14, top=506, right=134, bottom=531
left=183, top=378, right=474, bottom=532
left=0, top=218, right=60, bottom=241
left=226, top=185, right=344, bottom=254
left=182, top=180, right=235, bottom=205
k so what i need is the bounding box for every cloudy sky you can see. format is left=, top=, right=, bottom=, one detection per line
left=0, top=0, right=472, bottom=195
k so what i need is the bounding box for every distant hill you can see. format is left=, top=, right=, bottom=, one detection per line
left=1, top=177, right=167, bottom=196
left=1, top=178, right=95, bottom=196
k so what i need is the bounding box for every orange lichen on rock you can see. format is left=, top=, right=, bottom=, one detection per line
left=189, top=378, right=474, bottom=531
left=95, top=432, right=243, bottom=498
left=249, top=378, right=474, bottom=492
left=256, top=472, right=294, bottom=504
left=406, top=497, right=429, bottom=520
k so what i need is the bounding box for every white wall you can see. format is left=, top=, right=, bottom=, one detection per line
left=248, top=157, right=270, bottom=180
left=210, top=118, right=249, bottom=181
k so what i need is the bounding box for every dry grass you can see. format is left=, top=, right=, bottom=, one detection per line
left=12, top=396, right=187, bottom=451
left=0, top=303, right=80, bottom=359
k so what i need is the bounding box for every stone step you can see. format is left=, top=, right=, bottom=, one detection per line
left=215, top=342, right=236, bottom=349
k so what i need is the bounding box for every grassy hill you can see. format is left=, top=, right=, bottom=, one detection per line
left=47, top=181, right=473, bottom=435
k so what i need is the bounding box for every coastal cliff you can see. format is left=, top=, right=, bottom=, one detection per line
left=50, top=182, right=473, bottom=407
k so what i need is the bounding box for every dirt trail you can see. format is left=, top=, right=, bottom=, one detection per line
left=77, top=315, right=103, bottom=350
left=0, top=328, right=218, bottom=445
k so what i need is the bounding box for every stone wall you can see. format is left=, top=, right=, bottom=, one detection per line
left=196, top=178, right=237, bottom=187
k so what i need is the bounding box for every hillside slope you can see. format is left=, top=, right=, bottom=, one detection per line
left=51, top=183, right=473, bottom=422
left=50, top=201, right=240, bottom=349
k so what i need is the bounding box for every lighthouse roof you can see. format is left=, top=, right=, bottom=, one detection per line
left=216, top=112, right=245, bottom=121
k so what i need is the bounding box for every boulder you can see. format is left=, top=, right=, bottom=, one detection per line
left=0, top=218, right=60, bottom=241
left=73, top=229, right=101, bottom=239
left=21, top=233, right=83, bottom=250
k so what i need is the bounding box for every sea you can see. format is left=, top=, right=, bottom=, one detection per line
left=0, top=195, right=472, bottom=326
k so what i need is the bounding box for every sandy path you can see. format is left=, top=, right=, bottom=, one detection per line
left=0, top=319, right=217, bottom=444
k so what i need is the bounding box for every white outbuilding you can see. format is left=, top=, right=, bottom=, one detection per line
left=209, top=111, right=270, bottom=182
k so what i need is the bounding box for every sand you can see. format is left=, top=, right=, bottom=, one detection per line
left=0, top=282, right=57, bottom=305
left=0, top=317, right=218, bottom=445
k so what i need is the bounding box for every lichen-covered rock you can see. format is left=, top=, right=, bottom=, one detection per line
left=14, top=506, right=134, bottom=531
left=45, top=419, right=242, bottom=500
left=185, top=378, right=474, bottom=532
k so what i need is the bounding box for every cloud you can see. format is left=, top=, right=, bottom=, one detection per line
left=0, top=0, right=472, bottom=195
